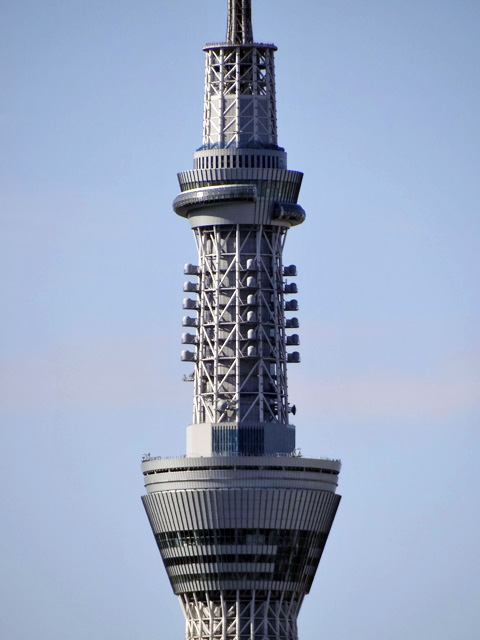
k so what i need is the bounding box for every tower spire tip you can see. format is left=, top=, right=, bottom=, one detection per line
left=227, top=0, right=253, bottom=44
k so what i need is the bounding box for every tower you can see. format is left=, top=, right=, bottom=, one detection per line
left=141, top=2, right=341, bottom=639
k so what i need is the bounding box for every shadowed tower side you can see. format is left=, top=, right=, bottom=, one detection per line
left=141, top=2, right=341, bottom=638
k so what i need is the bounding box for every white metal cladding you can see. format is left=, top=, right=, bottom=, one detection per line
left=142, top=487, right=340, bottom=594
left=143, top=488, right=339, bottom=538
left=143, top=468, right=338, bottom=493
left=177, top=168, right=303, bottom=203
left=175, top=167, right=304, bottom=226
left=142, top=456, right=341, bottom=493
left=141, top=455, right=341, bottom=473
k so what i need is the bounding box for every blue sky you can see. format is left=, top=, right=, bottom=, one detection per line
left=1, top=1, right=479, bottom=638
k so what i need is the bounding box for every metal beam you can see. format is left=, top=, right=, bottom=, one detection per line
left=227, top=0, right=253, bottom=44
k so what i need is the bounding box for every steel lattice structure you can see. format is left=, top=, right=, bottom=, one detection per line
left=181, top=592, right=301, bottom=640
left=141, top=2, right=341, bottom=638
left=188, top=224, right=289, bottom=427
left=227, top=0, right=253, bottom=44
left=202, top=44, right=277, bottom=149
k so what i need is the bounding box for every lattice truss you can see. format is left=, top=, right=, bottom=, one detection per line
left=203, top=46, right=277, bottom=149
left=227, top=0, right=253, bottom=44
left=189, top=225, right=289, bottom=425
left=180, top=591, right=301, bottom=640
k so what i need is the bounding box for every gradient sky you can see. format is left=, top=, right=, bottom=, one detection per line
left=1, top=1, right=479, bottom=639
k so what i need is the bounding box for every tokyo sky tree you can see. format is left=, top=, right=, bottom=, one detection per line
left=141, top=2, right=341, bottom=639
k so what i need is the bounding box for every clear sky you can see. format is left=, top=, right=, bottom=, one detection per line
left=1, top=1, right=479, bottom=638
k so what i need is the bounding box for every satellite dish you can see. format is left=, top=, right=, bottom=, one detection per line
left=291, top=405, right=297, bottom=416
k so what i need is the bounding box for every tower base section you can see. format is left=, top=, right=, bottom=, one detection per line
left=180, top=590, right=302, bottom=640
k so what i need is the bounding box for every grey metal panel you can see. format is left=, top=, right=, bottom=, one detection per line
left=142, top=486, right=340, bottom=598
left=143, top=487, right=340, bottom=534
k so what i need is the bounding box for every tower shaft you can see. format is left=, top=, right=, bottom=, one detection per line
left=141, top=2, right=341, bottom=638
left=176, top=32, right=305, bottom=455
left=190, top=224, right=289, bottom=427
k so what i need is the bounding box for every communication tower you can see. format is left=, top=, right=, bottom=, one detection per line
left=141, top=2, right=341, bottom=638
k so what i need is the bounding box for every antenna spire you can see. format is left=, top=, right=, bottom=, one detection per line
left=227, top=0, right=253, bottom=44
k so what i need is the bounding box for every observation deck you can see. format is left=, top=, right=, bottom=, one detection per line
left=142, top=455, right=341, bottom=493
